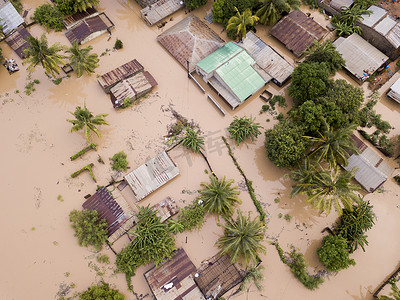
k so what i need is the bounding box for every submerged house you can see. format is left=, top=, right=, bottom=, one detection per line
left=387, top=77, right=400, bottom=103
left=238, top=31, right=294, bottom=86
left=157, top=14, right=225, bottom=72
left=5, top=25, right=31, bottom=58
left=62, top=7, right=98, bottom=29
left=82, top=187, right=137, bottom=243
left=124, top=151, right=180, bottom=202
left=65, top=12, right=114, bottom=45
left=145, top=248, right=205, bottom=300
left=270, top=10, right=327, bottom=57
left=0, top=0, right=24, bottom=36
left=333, top=33, right=388, bottom=83
left=195, top=42, right=266, bottom=109
left=141, top=0, right=184, bottom=26
left=343, top=135, right=393, bottom=193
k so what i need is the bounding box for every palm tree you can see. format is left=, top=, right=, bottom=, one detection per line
left=333, top=20, right=354, bottom=37
left=216, top=210, right=266, bottom=266
left=23, top=34, right=66, bottom=78
left=198, top=176, right=241, bottom=217
left=306, top=121, right=359, bottom=166
left=73, top=0, right=99, bottom=12
left=179, top=127, right=205, bottom=153
left=226, top=7, right=259, bottom=42
left=256, top=0, right=300, bottom=25
left=292, top=163, right=360, bottom=215
left=240, top=264, right=265, bottom=292
left=340, top=5, right=371, bottom=26
left=66, top=42, right=99, bottom=78
left=228, top=115, right=262, bottom=145
left=288, top=157, right=314, bottom=198
left=303, top=40, right=345, bottom=74
left=67, top=103, right=109, bottom=142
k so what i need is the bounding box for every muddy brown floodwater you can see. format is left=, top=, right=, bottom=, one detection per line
left=1, top=1, right=400, bottom=299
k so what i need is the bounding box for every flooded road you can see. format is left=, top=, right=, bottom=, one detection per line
left=1, top=0, right=400, bottom=299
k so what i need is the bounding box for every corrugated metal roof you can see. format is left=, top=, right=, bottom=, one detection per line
left=157, top=15, right=225, bottom=72
left=98, top=59, right=144, bottom=92
left=361, top=5, right=386, bottom=27
left=141, top=0, right=184, bottom=26
left=387, top=23, right=400, bottom=48
left=196, top=42, right=242, bottom=74
left=330, top=0, right=353, bottom=11
left=137, top=0, right=158, bottom=8
left=238, top=31, right=294, bottom=85
left=333, top=33, right=388, bottom=81
left=144, top=248, right=205, bottom=300
left=124, top=151, right=180, bottom=201
left=62, top=7, right=97, bottom=29
left=0, top=1, right=24, bottom=35
left=5, top=25, right=31, bottom=58
left=374, top=15, right=397, bottom=36
left=387, top=77, right=400, bottom=103
left=270, top=10, right=327, bottom=57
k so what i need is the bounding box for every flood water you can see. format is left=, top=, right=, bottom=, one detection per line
left=1, top=0, right=400, bottom=299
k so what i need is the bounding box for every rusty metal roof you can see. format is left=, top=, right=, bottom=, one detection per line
left=62, top=7, right=97, bottom=29
left=157, top=14, right=225, bottom=72
left=98, top=59, right=144, bottom=93
left=145, top=248, right=205, bottom=300
left=270, top=11, right=327, bottom=57
left=5, top=25, right=31, bottom=58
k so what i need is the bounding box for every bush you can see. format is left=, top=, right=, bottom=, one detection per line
left=69, top=209, right=108, bottom=251
left=185, top=0, right=208, bottom=10
left=33, top=4, right=64, bottom=31
left=54, top=0, right=75, bottom=15
left=114, top=39, right=123, bottom=50
left=78, top=282, right=124, bottom=300
left=110, top=151, right=128, bottom=171
left=177, top=200, right=206, bottom=231
left=228, top=115, right=262, bottom=145
left=317, top=235, right=355, bottom=272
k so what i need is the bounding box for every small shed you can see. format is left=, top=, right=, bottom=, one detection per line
left=343, top=135, right=393, bottom=192
left=238, top=31, right=294, bottom=86
left=65, top=12, right=114, bottom=45
left=145, top=248, right=205, bottom=300
left=196, top=42, right=266, bottom=109
left=62, top=7, right=98, bottom=29
left=5, top=25, right=31, bottom=58
left=109, top=70, right=157, bottom=108
left=98, top=59, right=144, bottom=93
left=387, top=77, right=400, bottom=103
left=82, top=187, right=137, bottom=243
left=0, top=1, right=24, bottom=36
left=157, top=14, right=225, bottom=72
left=194, top=253, right=243, bottom=299
left=270, top=10, right=327, bottom=57
left=124, top=151, right=180, bottom=202
left=141, top=0, right=184, bottom=26
left=333, top=33, right=388, bottom=82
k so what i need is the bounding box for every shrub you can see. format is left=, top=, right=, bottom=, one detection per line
left=114, top=39, right=123, bottom=50
left=33, top=4, right=64, bottom=31
left=110, top=151, right=128, bottom=171
left=317, top=235, right=355, bottom=272
left=54, top=0, right=75, bottom=15
left=177, top=200, right=206, bottom=231
left=78, top=282, right=124, bottom=300
left=228, top=115, right=262, bottom=145
left=185, top=0, right=208, bottom=10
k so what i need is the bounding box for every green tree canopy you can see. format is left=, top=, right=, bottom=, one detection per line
left=177, top=200, right=206, bottom=232
left=110, top=151, right=128, bottom=171
left=78, top=282, right=125, bottom=300
left=73, top=0, right=99, bottom=12
left=185, top=0, right=208, bottom=10
left=66, top=42, right=99, bottom=78
left=289, top=100, right=325, bottom=134
left=241, top=264, right=265, bottom=292
left=264, top=121, right=308, bottom=168
left=303, top=40, right=345, bottom=74
left=69, top=209, right=108, bottom=251
left=54, top=0, right=75, bottom=15
left=212, top=0, right=258, bottom=26
left=256, top=0, right=300, bottom=25
left=198, top=176, right=241, bottom=217
left=317, top=235, right=355, bottom=272
left=228, top=115, right=262, bottom=145
left=226, top=7, right=259, bottom=41
left=179, top=127, right=205, bottom=153
left=216, top=210, right=266, bottom=266
left=32, top=4, right=65, bottom=31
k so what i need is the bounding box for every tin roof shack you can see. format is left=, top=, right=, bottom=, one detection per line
left=141, top=0, right=184, bottom=26
left=82, top=187, right=137, bottom=243
left=387, top=77, right=400, bottom=103
left=145, top=248, right=205, bottom=300
left=357, top=5, right=400, bottom=60
left=63, top=7, right=98, bottom=29
left=65, top=12, right=114, bottom=45
left=98, top=59, right=144, bottom=93
left=343, top=135, right=393, bottom=192
left=5, top=25, right=31, bottom=58
left=333, top=33, right=388, bottom=83
left=270, top=11, right=327, bottom=57
left=195, top=42, right=266, bottom=109
left=109, top=70, right=157, bottom=108
left=238, top=31, right=294, bottom=86
left=157, top=14, right=225, bottom=72
left=0, top=1, right=24, bottom=36
left=194, top=253, right=243, bottom=299
left=124, top=151, right=180, bottom=202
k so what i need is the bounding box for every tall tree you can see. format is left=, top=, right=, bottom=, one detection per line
left=256, top=0, right=300, bottom=25
left=67, top=103, right=109, bottom=142
left=198, top=176, right=241, bottom=218
left=226, top=7, right=259, bottom=41
left=73, top=0, right=99, bottom=12
left=216, top=210, right=266, bottom=266
left=23, top=34, right=66, bottom=77
left=303, top=40, right=345, bottom=74
left=66, top=42, right=99, bottom=78
left=240, top=264, right=265, bottom=292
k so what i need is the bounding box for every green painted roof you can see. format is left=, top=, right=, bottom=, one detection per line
left=196, top=42, right=243, bottom=73
left=216, top=51, right=266, bottom=102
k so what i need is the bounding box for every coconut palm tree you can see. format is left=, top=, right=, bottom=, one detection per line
left=73, top=0, right=99, bottom=12
left=340, top=5, right=371, bottom=26
left=292, top=163, right=360, bottom=215
left=240, top=264, right=265, bottom=292
left=216, top=210, right=266, bottom=266
left=288, top=157, right=315, bottom=197
left=179, top=127, right=205, bottom=153
left=66, top=42, right=99, bottom=78
left=306, top=121, right=359, bottom=166
left=67, top=103, right=109, bottom=142
left=23, top=34, right=66, bottom=78
left=226, top=7, right=259, bottom=42
left=198, top=176, right=241, bottom=217
left=256, top=0, right=300, bottom=25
